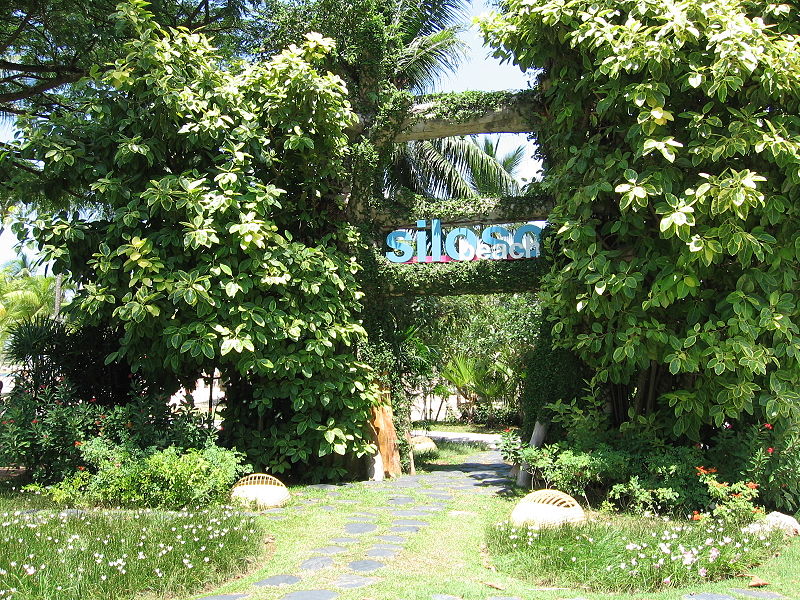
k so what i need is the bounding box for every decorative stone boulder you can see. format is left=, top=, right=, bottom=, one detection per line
left=231, top=473, right=290, bottom=509
left=410, top=436, right=438, bottom=455
left=744, top=511, right=800, bottom=537
left=510, top=489, right=586, bottom=529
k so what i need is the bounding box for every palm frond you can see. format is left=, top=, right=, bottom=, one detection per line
left=404, top=138, right=477, bottom=199
left=393, top=28, right=467, bottom=93
left=395, top=0, right=470, bottom=39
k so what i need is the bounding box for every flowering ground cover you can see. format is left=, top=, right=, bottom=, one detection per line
left=487, top=515, right=786, bottom=593
left=0, top=496, right=269, bottom=600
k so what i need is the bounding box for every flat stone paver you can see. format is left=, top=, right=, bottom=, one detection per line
left=387, top=496, right=416, bottom=504
left=279, top=591, right=337, bottom=600
left=201, top=595, right=250, bottom=600
left=392, top=519, right=428, bottom=526
left=333, top=574, right=379, bottom=589
left=344, top=522, right=377, bottom=534
left=254, top=574, right=302, bottom=587
left=432, top=595, right=462, bottom=600
left=682, top=594, right=736, bottom=600
left=366, top=547, right=398, bottom=558
left=730, top=591, right=785, bottom=599
left=300, top=556, right=333, bottom=571
left=377, top=535, right=405, bottom=543
left=310, top=546, right=347, bottom=555
left=390, top=525, right=420, bottom=533
left=372, top=543, right=403, bottom=550
left=348, top=559, right=385, bottom=572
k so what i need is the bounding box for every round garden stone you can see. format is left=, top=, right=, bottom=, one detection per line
left=333, top=574, right=379, bottom=589
left=348, top=559, right=385, bottom=572
left=300, top=556, right=333, bottom=571
left=681, top=594, right=736, bottom=600
left=372, top=543, right=403, bottom=550
left=200, top=594, right=250, bottom=599
left=279, top=591, right=337, bottom=600
left=310, top=546, right=347, bottom=555
left=308, top=484, right=339, bottom=490
left=729, top=591, right=785, bottom=599
left=344, top=522, right=377, bottom=534
left=254, top=574, right=302, bottom=587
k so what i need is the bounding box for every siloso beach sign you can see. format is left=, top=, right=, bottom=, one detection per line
left=385, top=219, right=542, bottom=264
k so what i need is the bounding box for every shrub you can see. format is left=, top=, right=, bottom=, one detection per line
left=521, top=442, right=712, bottom=514
left=0, top=381, right=215, bottom=484
left=499, top=429, right=524, bottom=464
left=45, top=439, right=250, bottom=509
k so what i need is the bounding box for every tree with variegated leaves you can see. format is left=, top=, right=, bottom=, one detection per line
left=7, top=2, right=376, bottom=480
left=480, top=0, right=800, bottom=438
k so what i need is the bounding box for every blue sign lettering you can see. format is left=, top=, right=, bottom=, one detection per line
left=385, top=220, right=542, bottom=264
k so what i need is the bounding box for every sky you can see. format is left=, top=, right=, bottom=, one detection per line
left=0, top=0, right=538, bottom=266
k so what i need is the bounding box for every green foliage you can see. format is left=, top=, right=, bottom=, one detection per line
left=499, top=428, right=524, bottom=464
left=487, top=517, right=784, bottom=592
left=418, top=90, right=534, bottom=124
left=481, top=0, right=800, bottom=439
left=520, top=440, right=709, bottom=513
left=6, top=317, right=136, bottom=405
left=0, top=260, right=57, bottom=353
left=695, top=468, right=762, bottom=524
left=0, top=381, right=216, bottom=483
left=8, top=4, right=377, bottom=479
left=708, top=422, right=800, bottom=512
left=46, top=439, right=250, bottom=509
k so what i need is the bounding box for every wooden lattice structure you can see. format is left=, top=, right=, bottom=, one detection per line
left=231, top=473, right=290, bottom=508
left=510, top=489, right=586, bottom=528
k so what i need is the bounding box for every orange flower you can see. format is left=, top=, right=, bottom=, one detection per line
left=691, top=511, right=702, bottom=521
left=74, top=441, right=82, bottom=447
left=731, top=493, right=742, bottom=498
left=746, top=482, right=759, bottom=489
left=695, top=466, right=718, bottom=475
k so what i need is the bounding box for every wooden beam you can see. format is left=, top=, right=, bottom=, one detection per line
left=394, top=102, right=531, bottom=142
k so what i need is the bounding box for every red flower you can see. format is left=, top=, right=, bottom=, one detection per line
left=1, top=421, right=7, bottom=425
left=767, top=447, right=774, bottom=454
left=77, top=466, right=86, bottom=471
left=31, top=419, right=39, bottom=424
left=74, top=441, right=82, bottom=447
left=764, top=423, right=773, bottom=430
left=89, top=397, right=97, bottom=403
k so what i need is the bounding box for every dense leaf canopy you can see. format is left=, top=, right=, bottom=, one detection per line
left=9, top=3, right=375, bottom=478
left=481, top=0, right=800, bottom=437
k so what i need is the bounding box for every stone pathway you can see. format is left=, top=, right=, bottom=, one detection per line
left=197, top=446, right=787, bottom=600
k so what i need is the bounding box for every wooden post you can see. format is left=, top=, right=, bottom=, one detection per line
left=369, top=402, right=402, bottom=478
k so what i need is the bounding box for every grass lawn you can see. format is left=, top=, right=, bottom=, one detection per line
left=412, top=421, right=513, bottom=435
left=414, top=440, right=490, bottom=470
left=0, top=484, right=270, bottom=600
left=172, top=442, right=800, bottom=600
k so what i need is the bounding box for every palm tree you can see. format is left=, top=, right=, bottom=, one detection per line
left=386, top=135, right=525, bottom=199
left=0, top=259, right=57, bottom=355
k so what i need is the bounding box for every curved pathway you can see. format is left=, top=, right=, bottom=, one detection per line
left=196, top=448, right=786, bottom=600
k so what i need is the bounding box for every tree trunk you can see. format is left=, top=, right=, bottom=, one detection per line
left=516, top=420, right=548, bottom=489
